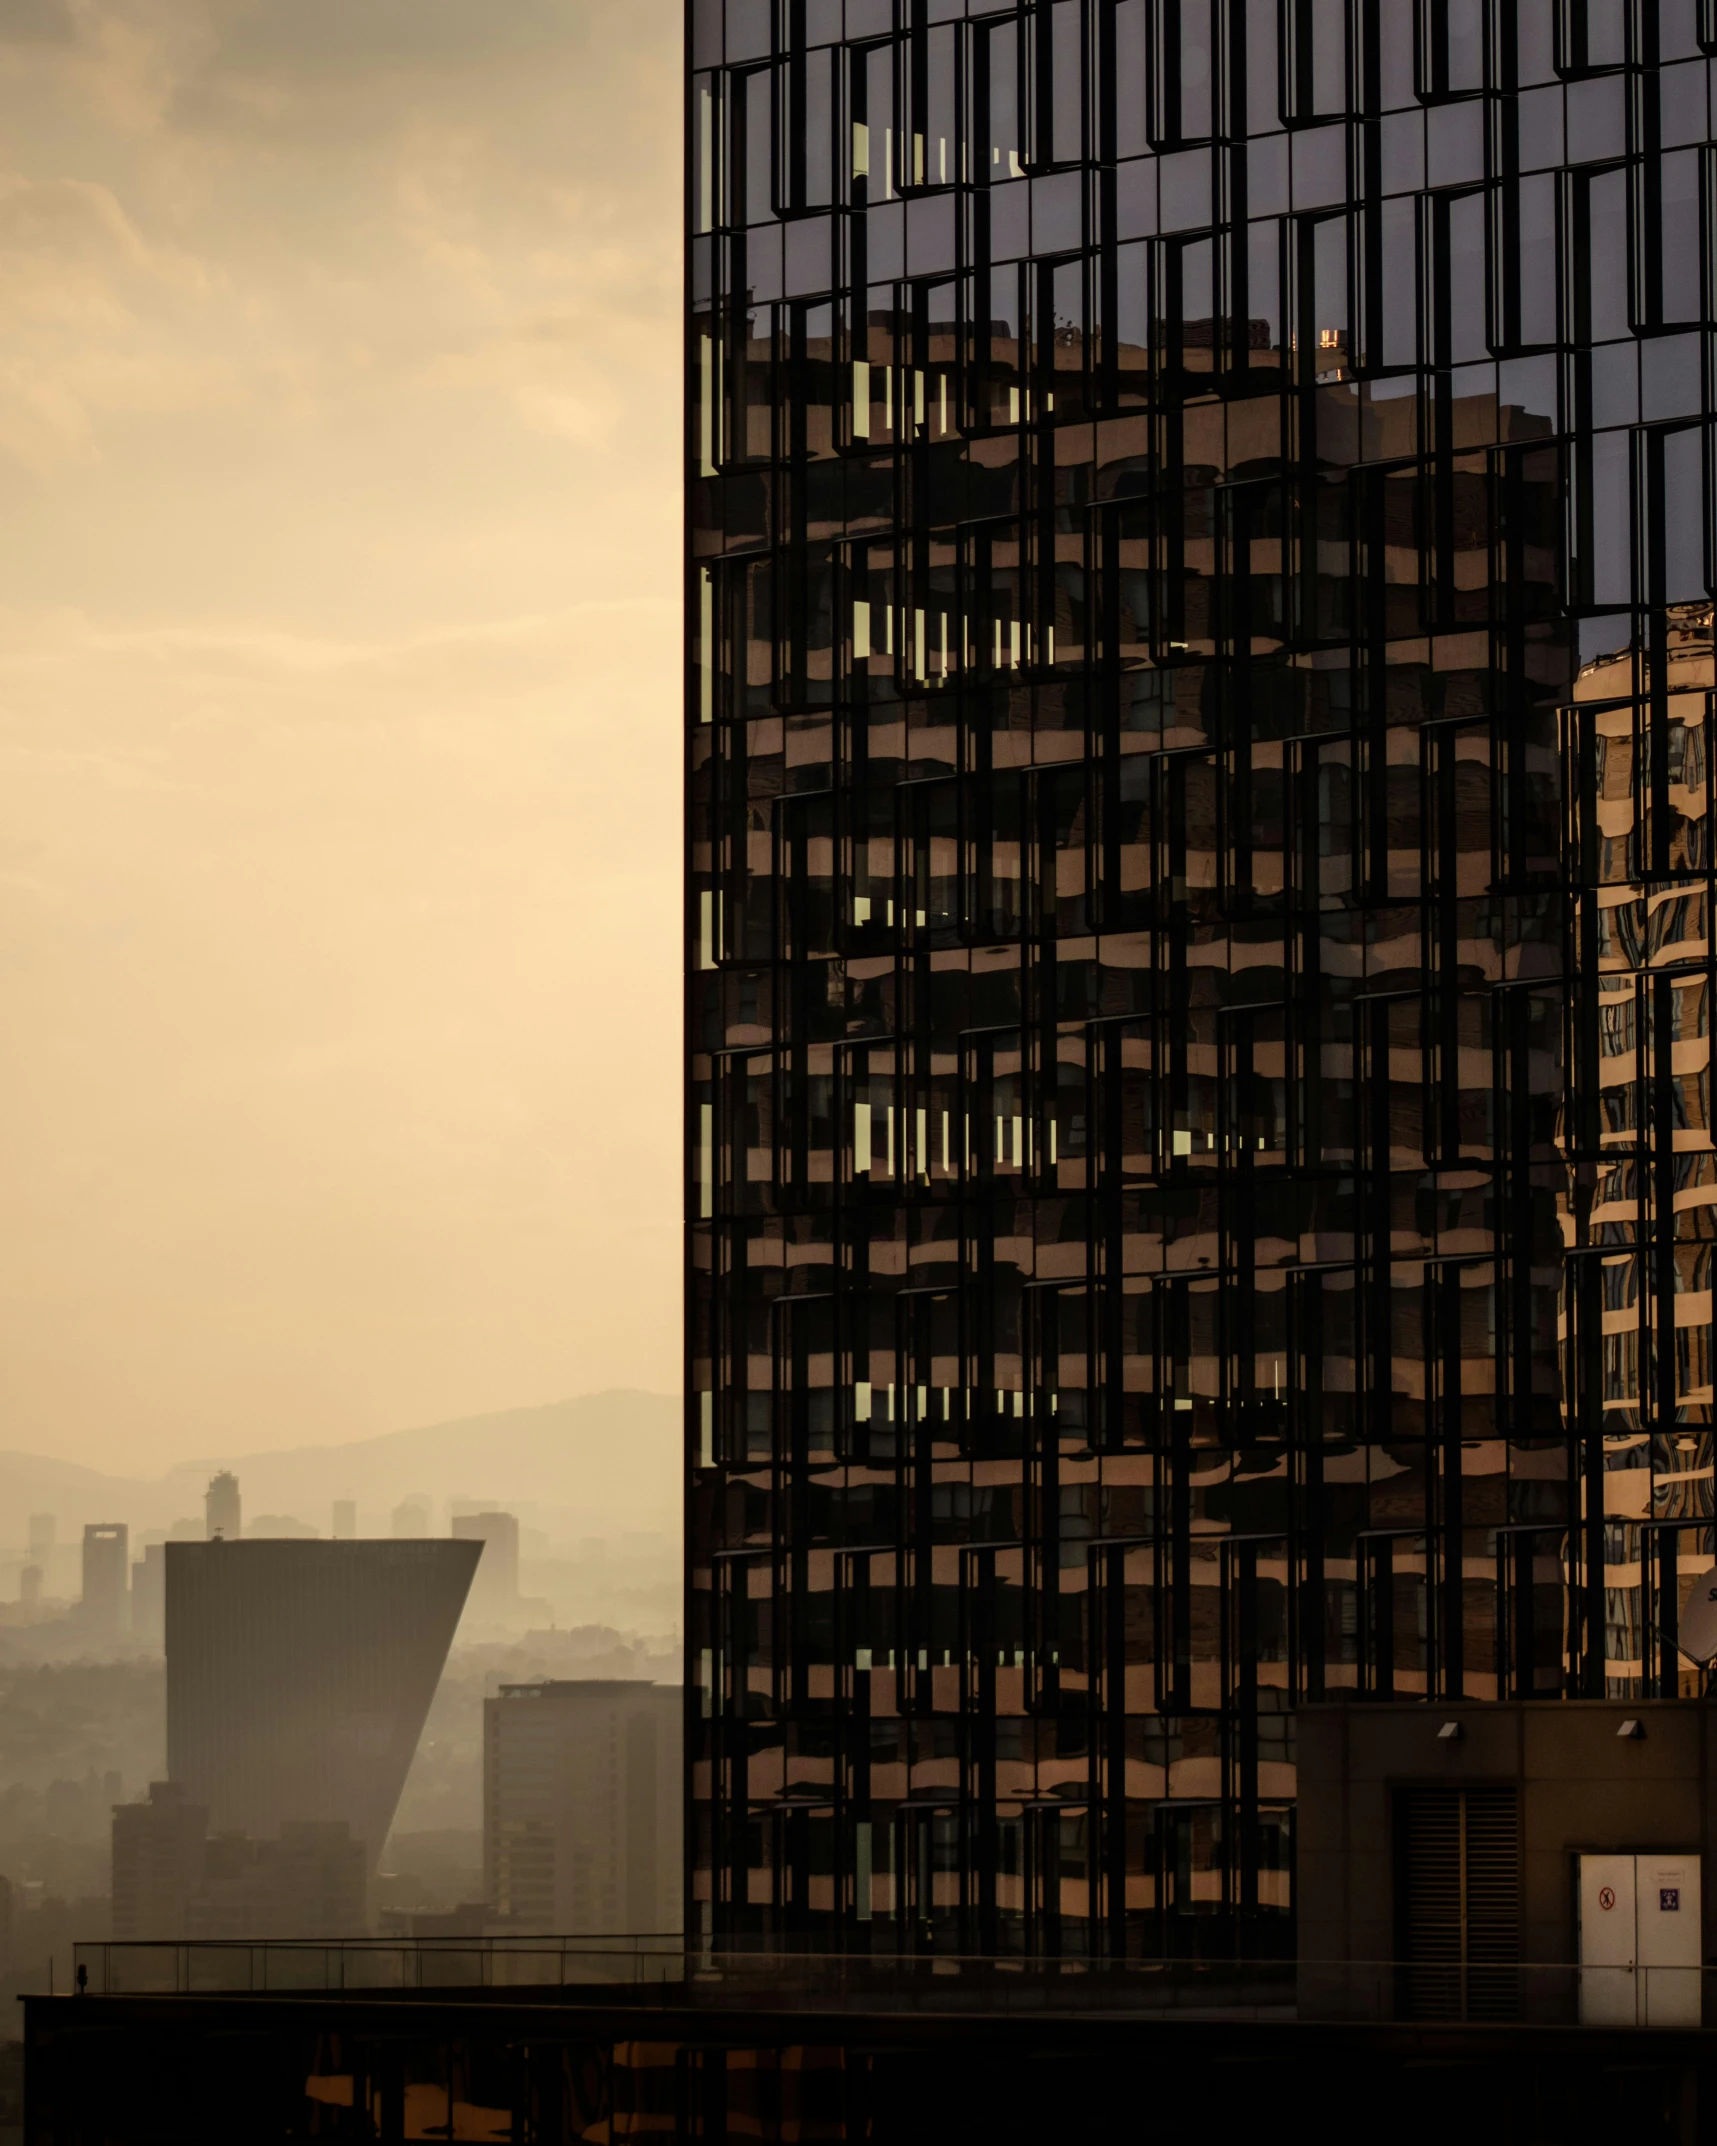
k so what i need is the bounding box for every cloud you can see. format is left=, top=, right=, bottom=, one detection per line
left=0, top=0, right=78, bottom=42
left=0, top=0, right=680, bottom=470
left=0, top=167, right=144, bottom=262
left=0, top=0, right=678, bottom=167
left=0, top=169, right=238, bottom=465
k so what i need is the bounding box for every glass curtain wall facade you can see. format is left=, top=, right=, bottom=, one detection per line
left=686, top=0, right=1717, bottom=1957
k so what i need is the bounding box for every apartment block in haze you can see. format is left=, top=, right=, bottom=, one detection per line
left=686, top=0, right=1717, bottom=1969
left=485, top=1680, right=681, bottom=1934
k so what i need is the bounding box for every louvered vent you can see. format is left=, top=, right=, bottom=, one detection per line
left=1396, top=1787, right=1520, bottom=2020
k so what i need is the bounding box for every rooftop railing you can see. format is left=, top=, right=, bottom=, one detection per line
left=66, top=1940, right=1713, bottom=2028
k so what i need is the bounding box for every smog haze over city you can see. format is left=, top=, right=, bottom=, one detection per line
left=0, top=0, right=683, bottom=2035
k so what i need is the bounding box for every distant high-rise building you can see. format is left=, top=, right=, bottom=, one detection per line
left=27, top=1514, right=54, bottom=1563
left=204, top=1472, right=240, bottom=1542
left=18, top=1566, right=41, bottom=1610
left=80, top=1524, right=128, bottom=1636
left=111, top=1781, right=208, bottom=1940
left=484, top=1680, right=681, bottom=1935
left=391, top=1495, right=432, bottom=1539
left=166, top=1538, right=478, bottom=1872
left=331, top=1500, right=357, bottom=1541
left=130, top=1544, right=166, bottom=1648
left=451, top=1511, right=519, bottom=1617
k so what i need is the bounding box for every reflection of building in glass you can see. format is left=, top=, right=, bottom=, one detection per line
left=166, top=1540, right=478, bottom=1875
left=485, top=1681, right=682, bottom=1934
left=686, top=2, right=1717, bottom=1954
left=1569, top=604, right=1717, bottom=1692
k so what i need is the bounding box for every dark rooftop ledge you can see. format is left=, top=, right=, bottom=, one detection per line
left=26, top=1985, right=1717, bottom=2066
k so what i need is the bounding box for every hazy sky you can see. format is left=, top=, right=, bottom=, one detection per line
left=0, top=0, right=682, bottom=1473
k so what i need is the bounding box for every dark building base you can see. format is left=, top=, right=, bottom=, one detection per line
left=22, top=1988, right=1717, bottom=2146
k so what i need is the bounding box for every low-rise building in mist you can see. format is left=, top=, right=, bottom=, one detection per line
left=451, top=1511, right=519, bottom=1619
left=111, top=1784, right=367, bottom=1940
left=189, top=1821, right=367, bottom=1940
left=484, top=1680, right=680, bottom=1935
left=79, top=1524, right=128, bottom=1637
left=0, top=1565, right=65, bottom=1630
left=167, top=1537, right=479, bottom=1876
left=331, top=1500, right=357, bottom=1540
left=111, top=1782, right=208, bottom=1940
left=391, top=1496, right=431, bottom=1539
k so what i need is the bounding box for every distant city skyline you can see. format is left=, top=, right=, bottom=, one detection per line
left=0, top=1389, right=680, bottom=1535
left=0, top=1392, right=684, bottom=1653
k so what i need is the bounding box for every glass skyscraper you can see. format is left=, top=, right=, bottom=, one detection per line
left=686, top=0, right=1717, bottom=1958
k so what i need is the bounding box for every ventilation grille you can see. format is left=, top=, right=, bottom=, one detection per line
left=1397, top=1786, right=1520, bottom=2020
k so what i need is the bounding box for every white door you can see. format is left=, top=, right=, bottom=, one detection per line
left=1637, top=1856, right=1702, bottom=2027
left=1578, top=1853, right=1638, bottom=2025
